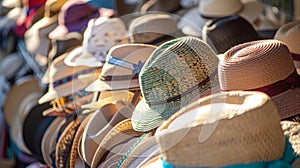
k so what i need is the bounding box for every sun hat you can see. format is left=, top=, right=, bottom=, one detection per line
left=38, top=53, right=98, bottom=104
left=128, top=14, right=179, bottom=45
left=48, top=0, right=102, bottom=39
left=202, top=15, right=261, bottom=54
left=140, top=0, right=181, bottom=13
left=64, top=17, right=128, bottom=67
left=274, top=20, right=300, bottom=74
left=23, top=102, right=56, bottom=164
left=178, top=0, right=264, bottom=37
left=131, top=36, right=219, bottom=132
left=281, top=121, right=300, bottom=156
left=85, top=43, right=157, bottom=92
left=90, top=119, right=147, bottom=168
left=219, top=39, right=300, bottom=120
left=144, top=91, right=297, bottom=167
left=3, top=77, right=43, bottom=154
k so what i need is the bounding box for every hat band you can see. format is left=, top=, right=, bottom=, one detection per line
left=107, top=56, right=144, bottom=75
left=148, top=70, right=217, bottom=106
left=248, top=70, right=300, bottom=97
left=292, top=53, right=300, bottom=61
left=51, top=67, right=98, bottom=88
left=99, top=75, right=138, bottom=81
left=160, top=137, right=296, bottom=168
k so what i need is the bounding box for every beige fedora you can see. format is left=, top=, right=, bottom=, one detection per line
left=178, top=0, right=264, bottom=37
left=64, top=17, right=128, bottom=67
left=128, top=13, right=179, bottom=45
left=145, top=91, right=296, bottom=167
left=274, top=20, right=300, bottom=74
left=219, top=39, right=300, bottom=120
left=38, top=53, right=98, bottom=104
left=85, top=43, right=157, bottom=92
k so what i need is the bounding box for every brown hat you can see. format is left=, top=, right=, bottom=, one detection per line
left=219, top=39, right=300, bottom=120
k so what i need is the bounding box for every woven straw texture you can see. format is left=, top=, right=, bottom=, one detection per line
left=156, top=91, right=285, bottom=167
left=132, top=36, right=219, bottom=132
left=202, top=15, right=260, bottom=54
left=219, top=40, right=300, bottom=119
left=281, top=121, right=300, bottom=155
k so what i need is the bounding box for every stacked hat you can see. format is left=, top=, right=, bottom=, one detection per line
left=219, top=39, right=300, bottom=120
left=64, top=17, right=128, bottom=67
left=132, top=36, right=219, bottom=132
left=178, top=0, right=264, bottom=37
left=144, top=91, right=297, bottom=167
left=202, top=15, right=261, bottom=54
left=274, top=20, right=300, bottom=74
left=140, top=0, right=181, bottom=13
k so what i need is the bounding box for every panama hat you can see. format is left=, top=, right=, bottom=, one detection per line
left=178, top=0, right=264, bottom=37
left=3, top=77, right=43, bottom=154
left=132, top=36, right=219, bottom=132
left=219, top=39, right=300, bottom=120
left=91, top=119, right=147, bottom=168
left=64, top=17, right=128, bottom=67
left=23, top=102, right=55, bottom=163
left=86, top=43, right=157, bottom=92
left=145, top=91, right=297, bottom=167
left=38, top=53, right=98, bottom=104
left=274, top=20, right=300, bottom=74
left=202, top=15, right=261, bottom=54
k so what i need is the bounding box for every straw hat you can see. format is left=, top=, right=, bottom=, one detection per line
left=219, top=39, right=300, bottom=120
left=64, top=17, right=128, bottom=67
left=3, top=77, right=43, bottom=154
left=140, top=0, right=181, bottom=13
left=91, top=119, right=146, bottom=168
left=146, top=91, right=296, bottom=167
left=38, top=53, right=98, bottom=104
left=274, top=21, right=300, bottom=74
left=281, top=121, right=300, bottom=156
left=178, top=0, right=264, bottom=37
left=132, top=36, right=219, bottom=132
left=202, top=15, right=261, bottom=54
left=23, top=102, right=56, bottom=163
left=86, top=43, right=157, bottom=92
left=128, top=14, right=179, bottom=45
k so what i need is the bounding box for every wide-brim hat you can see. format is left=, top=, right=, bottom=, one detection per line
left=3, top=77, right=43, bottom=154
left=178, top=0, right=264, bottom=37
left=148, top=91, right=295, bottom=167
left=23, top=102, right=56, bottom=163
left=132, top=36, right=219, bottom=132
left=90, top=119, right=146, bottom=168
left=219, top=39, right=300, bottom=120
left=85, top=43, right=157, bottom=92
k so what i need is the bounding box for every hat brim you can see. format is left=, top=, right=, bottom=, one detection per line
left=239, top=0, right=264, bottom=23
left=85, top=78, right=140, bottom=92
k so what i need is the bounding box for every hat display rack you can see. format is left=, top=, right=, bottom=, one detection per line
left=0, top=0, right=300, bottom=168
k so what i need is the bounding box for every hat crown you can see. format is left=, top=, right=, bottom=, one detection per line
left=157, top=91, right=286, bottom=167
left=203, top=15, right=260, bottom=54
left=274, top=21, right=300, bottom=55
left=219, top=40, right=295, bottom=90
left=199, top=0, right=242, bottom=18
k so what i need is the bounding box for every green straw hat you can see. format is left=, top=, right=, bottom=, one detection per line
left=132, top=36, right=219, bottom=132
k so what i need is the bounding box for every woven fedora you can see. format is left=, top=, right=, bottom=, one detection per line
left=131, top=36, right=219, bottom=132
left=178, top=0, right=264, bottom=37
left=64, top=17, right=128, bottom=67
left=274, top=21, right=300, bottom=74
left=38, top=53, right=98, bottom=104
left=202, top=15, right=261, bottom=54
left=91, top=119, right=146, bottom=168
left=219, top=39, right=300, bottom=120
left=145, top=91, right=297, bottom=167
left=128, top=14, right=179, bottom=45
left=86, top=43, right=157, bottom=92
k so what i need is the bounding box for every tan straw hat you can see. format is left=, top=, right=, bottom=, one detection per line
left=219, top=39, right=300, bottom=120
left=148, top=91, right=296, bottom=167
left=132, top=36, right=219, bottom=132
left=274, top=20, right=300, bottom=74
left=85, top=43, right=157, bottom=92
left=38, top=53, right=98, bottom=104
